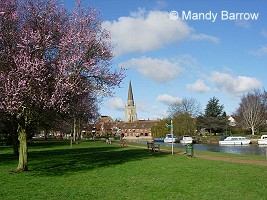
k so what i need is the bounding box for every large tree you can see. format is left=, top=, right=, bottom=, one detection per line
left=204, top=97, right=224, bottom=117
left=168, top=97, right=201, bottom=118
left=236, top=90, right=266, bottom=135
left=0, top=0, right=124, bottom=171
left=168, top=97, right=200, bottom=136
left=200, top=97, right=227, bottom=134
left=172, top=113, right=196, bottom=136
left=151, top=118, right=170, bottom=138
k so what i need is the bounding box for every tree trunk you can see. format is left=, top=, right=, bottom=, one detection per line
left=17, top=124, right=28, bottom=171
left=251, top=126, right=255, bottom=135
left=73, top=118, right=76, bottom=142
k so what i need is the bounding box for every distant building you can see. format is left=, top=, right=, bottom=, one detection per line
left=87, top=81, right=160, bottom=139
left=125, top=80, right=137, bottom=122
left=87, top=117, right=158, bottom=138
left=228, top=116, right=236, bottom=127
left=121, top=120, right=158, bottom=137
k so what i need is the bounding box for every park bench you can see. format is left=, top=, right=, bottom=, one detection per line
left=120, top=139, right=127, bottom=147
left=106, top=138, right=112, bottom=144
left=147, top=141, right=160, bottom=153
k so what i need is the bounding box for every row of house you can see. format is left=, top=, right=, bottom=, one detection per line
left=86, top=116, right=158, bottom=137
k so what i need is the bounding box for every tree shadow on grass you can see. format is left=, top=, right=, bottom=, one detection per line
left=29, top=140, right=72, bottom=149
left=0, top=152, right=17, bottom=166
left=28, top=144, right=169, bottom=176
left=0, top=140, right=71, bottom=166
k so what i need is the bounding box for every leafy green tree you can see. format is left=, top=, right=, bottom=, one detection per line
left=168, top=97, right=200, bottom=136
left=172, top=113, right=196, bottom=136
left=151, top=119, right=170, bottom=138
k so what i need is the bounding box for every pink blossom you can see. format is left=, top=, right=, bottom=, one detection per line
left=0, top=0, right=125, bottom=118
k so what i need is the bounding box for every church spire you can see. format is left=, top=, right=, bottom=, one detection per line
left=125, top=80, right=137, bottom=122
left=127, top=80, right=134, bottom=106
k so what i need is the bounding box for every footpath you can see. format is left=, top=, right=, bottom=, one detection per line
left=194, top=153, right=267, bottom=167
left=125, top=143, right=267, bottom=167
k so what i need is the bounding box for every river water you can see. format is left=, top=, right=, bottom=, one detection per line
left=158, top=142, right=267, bottom=156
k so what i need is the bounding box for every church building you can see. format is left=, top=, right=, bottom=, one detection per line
left=125, top=81, right=137, bottom=122
left=87, top=80, right=159, bottom=140
left=120, top=81, right=158, bottom=138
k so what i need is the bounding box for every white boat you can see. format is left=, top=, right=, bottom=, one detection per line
left=219, top=136, right=251, bottom=145
left=258, top=135, right=267, bottom=145
left=180, top=135, right=193, bottom=144
left=164, top=134, right=178, bottom=143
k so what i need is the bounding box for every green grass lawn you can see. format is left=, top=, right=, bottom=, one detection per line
left=0, top=140, right=266, bottom=200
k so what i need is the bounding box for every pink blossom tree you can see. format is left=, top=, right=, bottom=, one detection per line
left=0, top=0, right=124, bottom=171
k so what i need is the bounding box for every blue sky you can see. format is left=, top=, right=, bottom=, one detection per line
left=66, top=0, right=267, bottom=120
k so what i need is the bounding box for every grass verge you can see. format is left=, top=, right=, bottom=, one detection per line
left=0, top=140, right=266, bottom=200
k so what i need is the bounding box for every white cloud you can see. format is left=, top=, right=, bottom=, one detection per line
left=235, top=20, right=251, bottom=29
left=210, top=71, right=262, bottom=96
left=103, top=9, right=191, bottom=56
left=190, top=33, right=220, bottom=43
left=177, top=54, right=198, bottom=68
left=249, top=45, right=267, bottom=56
left=261, top=30, right=267, bottom=38
left=137, top=101, right=149, bottom=112
left=156, top=94, right=182, bottom=105
left=154, top=0, right=168, bottom=10
left=120, top=57, right=183, bottom=83
left=105, top=98, right=125, bottom=111
left=187, top=79, right=211, bottom=93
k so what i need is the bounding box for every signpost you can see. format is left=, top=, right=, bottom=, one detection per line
left=166, top=120, right=174, bottom=155
left=171, top=120, right=174, bottom=155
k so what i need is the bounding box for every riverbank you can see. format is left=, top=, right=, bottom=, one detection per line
left=125, top=142, right=267, bottom=166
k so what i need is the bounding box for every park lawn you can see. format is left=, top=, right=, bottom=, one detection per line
left=0, top=141, right=266, bottom=200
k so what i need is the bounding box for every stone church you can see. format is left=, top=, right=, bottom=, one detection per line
left=125, top=80, right=137, bottom=122
left=121, top=80, right=159, bottom=138
left=88, top=81, right=159, bottom=139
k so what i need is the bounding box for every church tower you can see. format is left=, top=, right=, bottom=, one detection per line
left=125, top=81, right=137, bottom=122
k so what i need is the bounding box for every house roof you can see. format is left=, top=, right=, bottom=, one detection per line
left=86, top=119, right=159, bottom=131
left=121, top=120, right=158, bottom=129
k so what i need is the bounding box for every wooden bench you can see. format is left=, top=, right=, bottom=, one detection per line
left=106, top=138, right=112, bottom=144
left=120, top=139, right=127, bottom=147
left=147, top=142, right=160, bottom=153
left=106, top=138, right=111, bottom=144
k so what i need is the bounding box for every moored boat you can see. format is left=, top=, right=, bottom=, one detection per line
left=154, top=137, right=165, bottom=142
left=258, top=135, right=267, bottom=145
left=180, top=135, right=193, bottom=144
left=219, top=136, right=251, bottom=145
left=164, top=134, right=178, bottom=143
